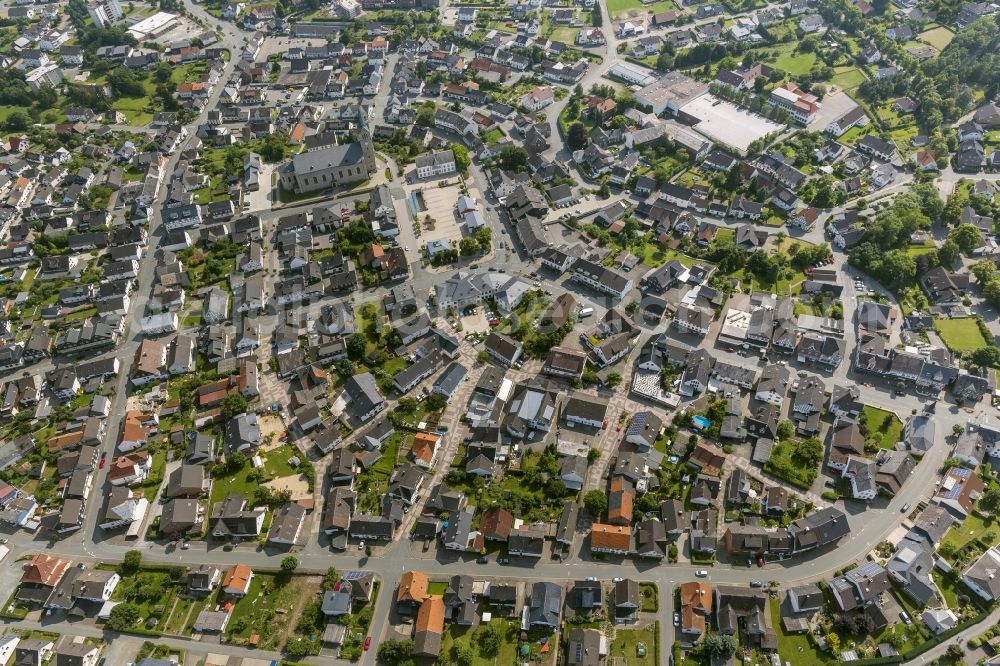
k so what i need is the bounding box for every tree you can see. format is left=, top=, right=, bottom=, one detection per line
left=281, top=556, right=299, bottom=573
left=498, top=146, right=529, bottom=172
left=703, top=633, right=737, bottom=658
left=776, top=420, right=794, bottom=440
left=588, top=447, right=601, bottom=464
left=4, top=110, right=30, bottom=132
left=284, top=638, right=312, bottom=659
left=346, top=333, right=367, bottom=360
left=451, top=144, right=470, bottom=173
left=476, top=350, right=489, bottom=364
left=322, top=567, right=339, bottom=590
left=253, top=486, right=274, bottom=508
left=107, top=601, right=141, bottom=631
left=938, top=239, right=961, bottom=268
left=260, top=132, right=287, bottom=162
left=451, top=643, right=474, bottom=666
left=794, top=438, right=823, bottom=466
left=567, top=122, right=588, bottom=150
left=606, top=372, right=622, bottom=388
left=377, top=639, right=414, bottom=665
left=972, top=259, right=997, bottom=284
left=120, top=550, right=142, bottom=576
left=106, top=67, right=144, bottom=97
left=584, top=490, right=608, bottom=518
left=459, top=236, right=480, bottom=256
left=475, top=226, right=492, bottom=253
left=950, top=223, right=982, bottom=255
left=953, top=424, right=965, bottom=437
left=479, top=623, right=502, bottom=656
left=220, top=393, right=248, bottom=421
left=416, top=102, right=436, bottom=127
left=972, top=346, right=1000, bottom=368
left=981, top=485, right=1000, bottom=512
left=945, top=644, right=964, bottom=662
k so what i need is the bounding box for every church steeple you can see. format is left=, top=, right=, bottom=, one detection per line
left=357, top=107, right=377, bottom=176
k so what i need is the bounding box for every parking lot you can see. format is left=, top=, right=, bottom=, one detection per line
left=406, top=182, right=465, bottom=250
left=459, top=310, right=490, bottom=334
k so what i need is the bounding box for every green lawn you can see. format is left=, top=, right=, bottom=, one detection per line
left=639, top=583, right=658, bottom=612
left=170, top=63, right=206, bottom=85
left=920, top=26, right=955, bottom=50
left=111, top=97, right=154, bottom=126
left=606, top=0, right=676, bottom=17
left=111, top=570, right=178, bottom=632
left=905, top=243, right=937, bottom=257
left=546, top=26, right=579, bottom=43
left=940, top=512, right=1000, bottom=556
left=934, top=318, right=989, bottom=353
left=770, top=601, right=829, bottom=665
left=764, top=441, right=818, bottom=490
left=165, top=596, right=197, bottom=635
left=838, top=124, right=870, bottom=146
left=771, top=45, right=817, bottom=77
left=210, top=444, right=303, bottom=508
left=830, top=66, right=866, bottom=92
left=609, top=628, right=656, bottom=666
left=439, top=620, right=521, bottom=666
left=861, top=406, right=903, bottom=450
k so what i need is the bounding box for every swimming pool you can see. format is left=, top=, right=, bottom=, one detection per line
left=693, top=415, right=711, bottom=430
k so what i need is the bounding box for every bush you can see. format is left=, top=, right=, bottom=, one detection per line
left=120, top=550, right=142, bottom=576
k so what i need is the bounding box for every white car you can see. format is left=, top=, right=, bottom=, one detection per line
left=695, top=569, right=709, bottom=577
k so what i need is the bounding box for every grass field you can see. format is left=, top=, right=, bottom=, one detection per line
left=766, top=43, right=816, bottom=77
left=830, top=66, right=866, bottom=92
left=771, top=601, right=829, bottom=666
left=606, top=0, right=676, bottom=17
left=439, top=620, right=521, bottom=666
left=210, top=444, right=302, bottom=508
left=111, top=97, right=154, bottom=127
left=934, top=317, right=989, bottom=353
left=862, top=406, right=903, bottom=450
left=764, top=440, right=818, bottom=490
left=546, top=26, right=579, bottom=42
left=610, top=628, right=656, bottom=666
left=940, top=512, right=1000, bottom=556
left=920, top=26, right=955, bottom=50
left=905, top=242, right=937, bottom=257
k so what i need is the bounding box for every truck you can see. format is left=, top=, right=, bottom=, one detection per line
left=579, top=307, right=594, bottom=318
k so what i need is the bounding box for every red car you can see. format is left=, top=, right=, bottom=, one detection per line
left=756, top=555, right=765, bottom=568
left=99, top=454, right=106, bottom=469
left=364, top=636, right=372, bottom=651
left=602, top=420, right=608, bottom=430
left=617, top=422, right=623, bottom=431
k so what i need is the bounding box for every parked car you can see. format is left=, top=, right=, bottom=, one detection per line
left=695, top=569, right=709, bottom=577
left=673, top=612, right=680, bottom=626
left=749, top=580, right=764, bottom=588
left=476, top=556, right=488, bottom=564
